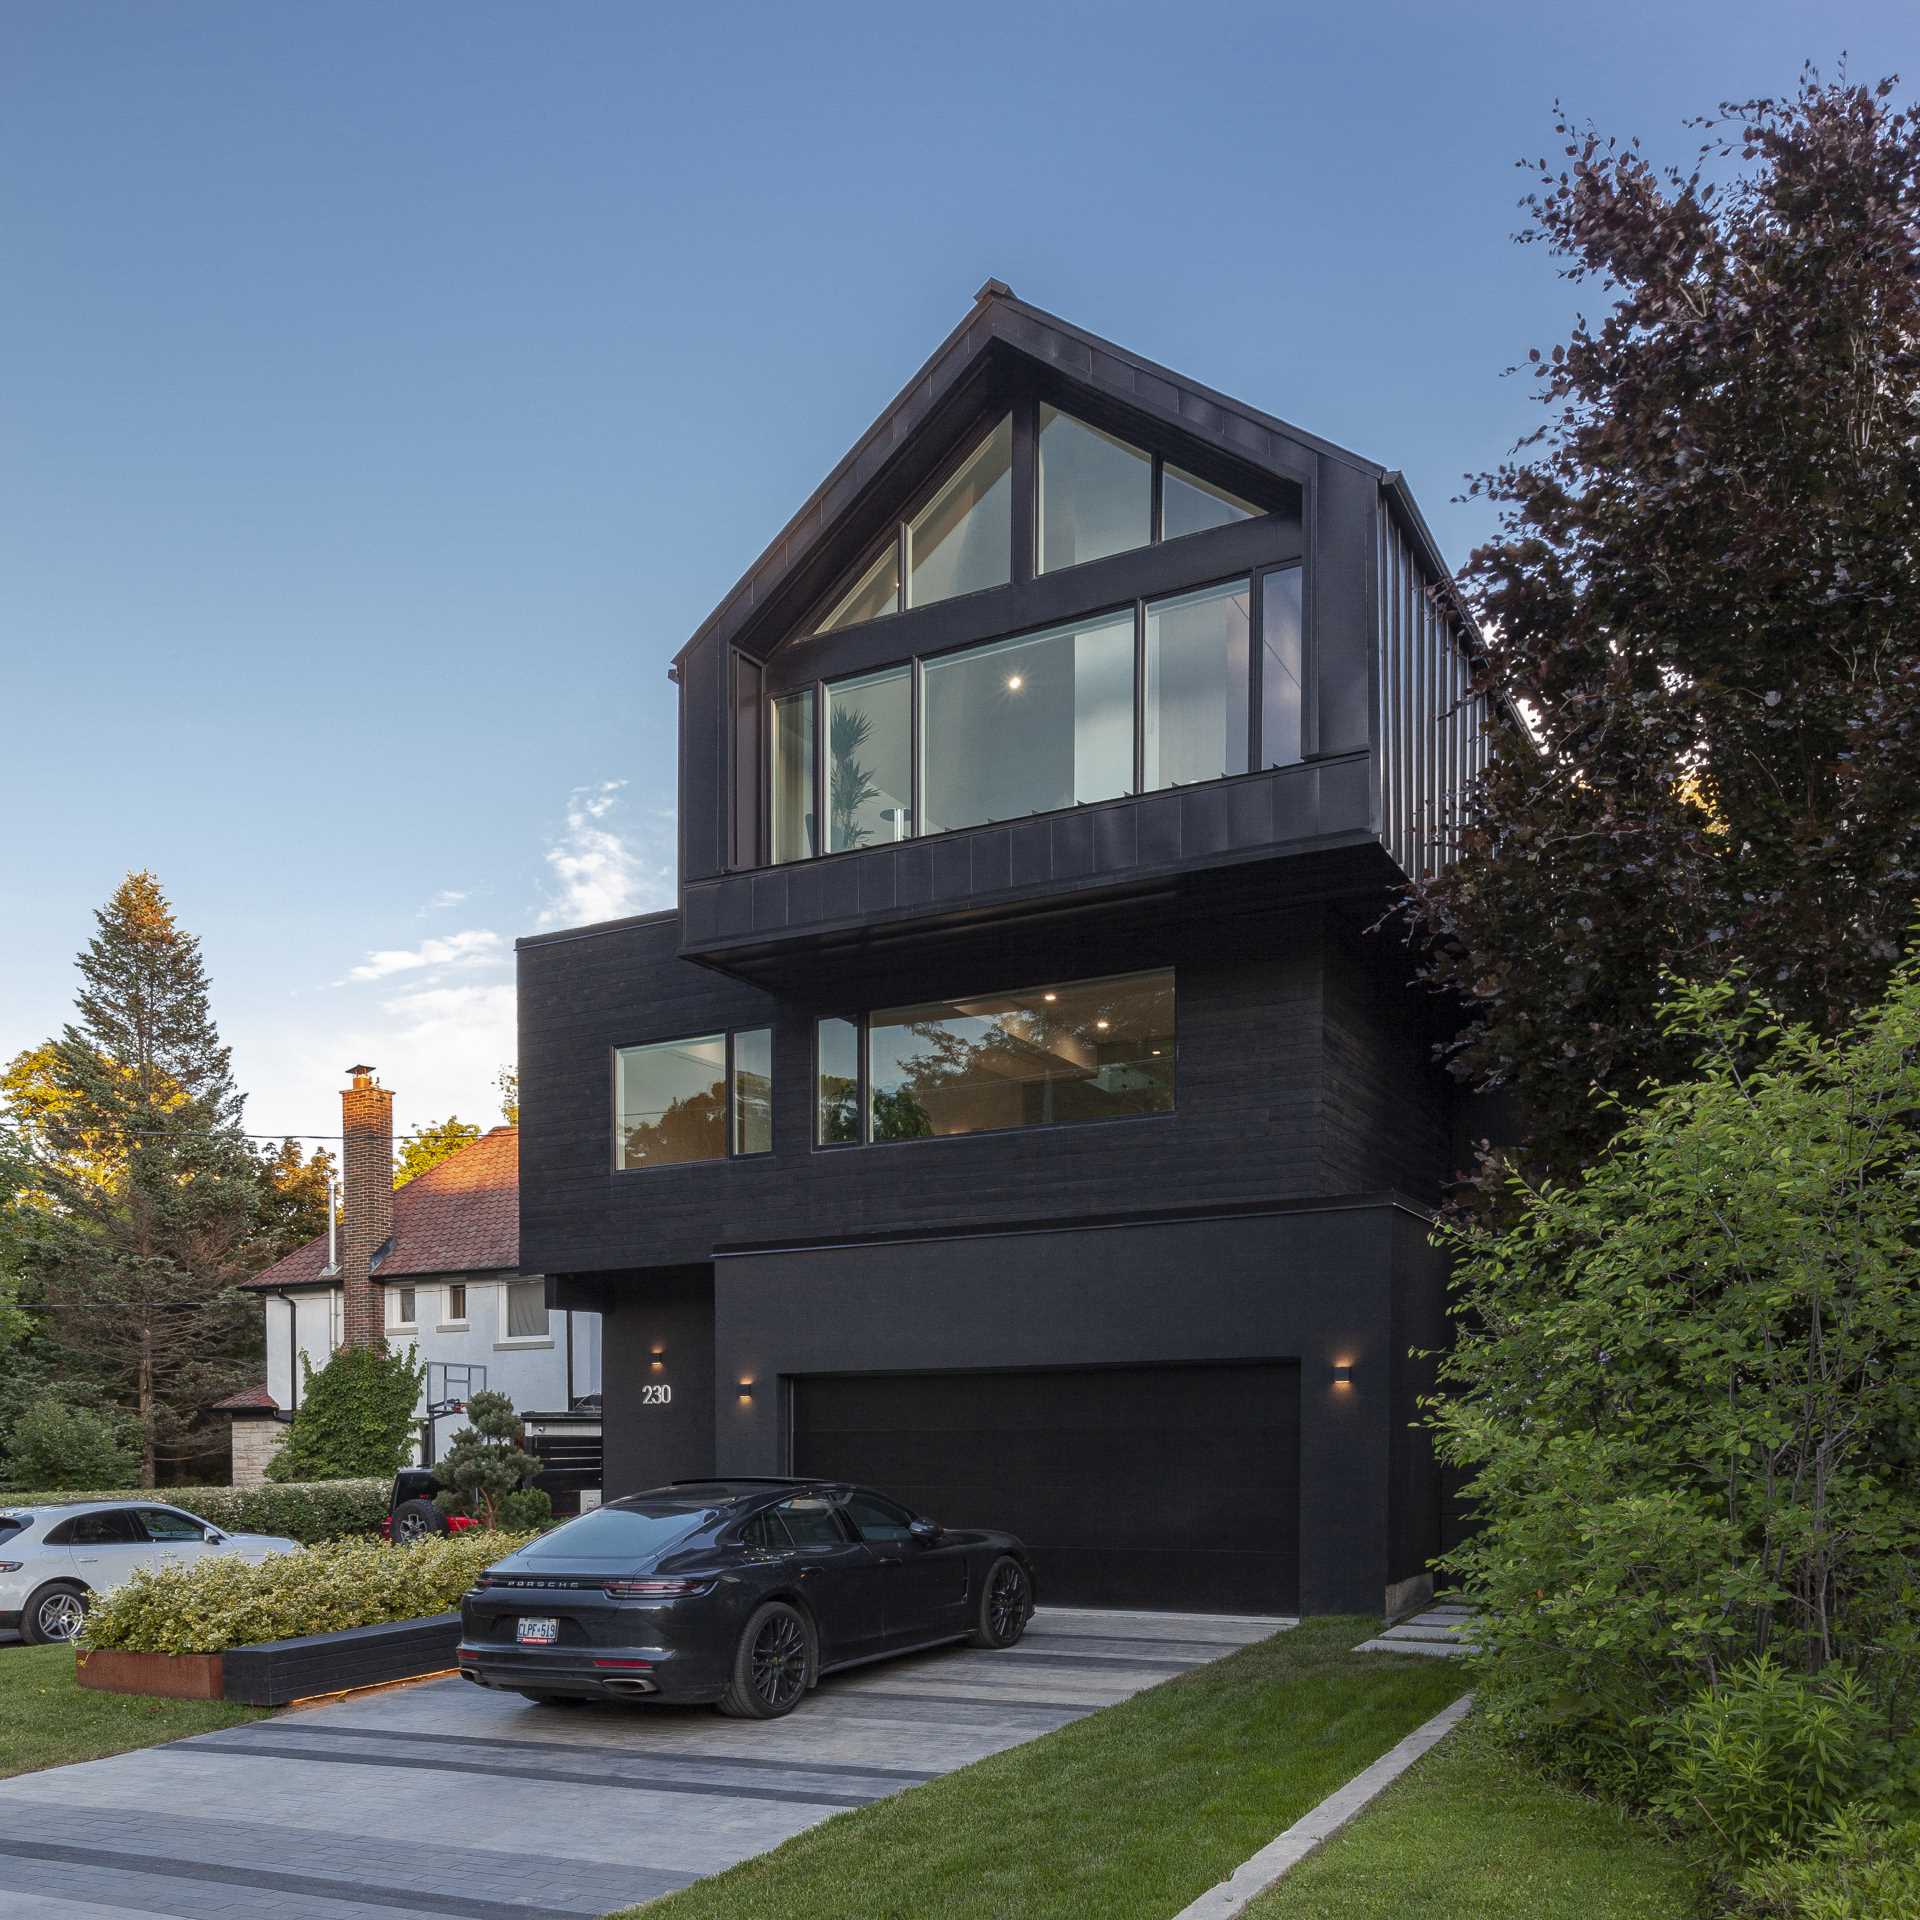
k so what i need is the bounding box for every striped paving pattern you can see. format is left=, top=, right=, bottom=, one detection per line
left=0, top=1606, right=1290, bottom=1919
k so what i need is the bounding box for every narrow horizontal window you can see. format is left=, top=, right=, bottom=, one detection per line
left=1145, top=578, right=1251, bottom=791
left=1161, top=465, right=1258, bottom=541
left=867, top=969, right=1174, bottom=1142
left=816, top=1017, right=860, bottom=1146
left=1261, top=565, right=1305, bottom=769
left=770, top=689, right=816, bottom=865
left=908, top=415, right=1013, bottom=609
left=733, top=1028, right=773, bottom=1156
left=615, top=1035, right=727, bottom=1169
left=817, top=543, right=899, bottom=634
left=921, top=612, right=1134, bottom=836
left=826, top=665, right=911, bottom=850
left=1038, top=405, right=1151, bottom=573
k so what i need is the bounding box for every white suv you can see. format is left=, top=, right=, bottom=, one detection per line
left=0, top=1500, right=300, bottom=1644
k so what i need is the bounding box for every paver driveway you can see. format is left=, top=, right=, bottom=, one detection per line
left=0, top=1606, right=1289, bottom=1919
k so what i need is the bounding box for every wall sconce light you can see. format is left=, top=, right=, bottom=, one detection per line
left=1332, top=1362, right=1354, bottom=1388
left=649, top=1349, right=665, bottom=1371
left=737, top=1380, right=754, bottom=1402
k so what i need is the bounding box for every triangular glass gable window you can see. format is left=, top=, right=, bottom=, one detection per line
left=817, top=542, right=899, bottom=634
left=908, top=416, right=1013, bottom=609
left=1161, top=465, right=1258, bottom=541
left=1038, top=405, right=1152, bottom=573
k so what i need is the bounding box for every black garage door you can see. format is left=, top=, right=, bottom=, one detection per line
left=791, top=1362, right=1299, bottom=1613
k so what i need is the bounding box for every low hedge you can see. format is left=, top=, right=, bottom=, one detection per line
left=79, top=1528, right=539, bottom=1656
left=0, top=1479, right=389, bottom=1545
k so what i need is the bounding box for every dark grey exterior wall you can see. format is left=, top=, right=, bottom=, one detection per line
left=517, top=897, right=1455, bottom=1283
left=704, top=1203, right=1428, bottom=1616
left=592, top=1264, right=715, bottom=1494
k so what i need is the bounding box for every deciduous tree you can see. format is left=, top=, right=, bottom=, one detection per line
left=393, top=1115, right=480, bottom=1188
left=1404, top=71, right=1920, bottom=1186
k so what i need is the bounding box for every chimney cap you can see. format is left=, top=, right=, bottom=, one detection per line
left=345, top=1063, right=379, bottom=1086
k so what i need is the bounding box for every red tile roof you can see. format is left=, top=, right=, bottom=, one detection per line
left=244, top=1125, right=521, bottom=1290
left=212, top=1384, right=279, bottom=1411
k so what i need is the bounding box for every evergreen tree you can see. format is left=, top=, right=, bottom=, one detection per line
left=17, top=873, right=263, bottom=1485
left=252, top=1137, right=336, bottom=1263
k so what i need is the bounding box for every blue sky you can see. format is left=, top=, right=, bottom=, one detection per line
left=4, top=2, right=1915, bottom=1146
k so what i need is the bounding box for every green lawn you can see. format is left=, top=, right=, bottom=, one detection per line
left=1248, top=1716, right=1696, bottom=1920
left=0, top=1646, right=268, bottom=1779
left=620, top=1618, right=1467, bottom=1920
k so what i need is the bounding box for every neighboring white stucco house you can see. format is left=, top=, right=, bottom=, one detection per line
left=226, top=1075, right=601, bottom=1492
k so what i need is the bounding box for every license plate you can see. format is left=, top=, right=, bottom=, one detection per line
left=517, top=1616, right=558, bottom=1646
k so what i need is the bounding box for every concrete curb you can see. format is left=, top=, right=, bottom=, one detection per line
left=1167, top=1690, right=1476, bottom=1920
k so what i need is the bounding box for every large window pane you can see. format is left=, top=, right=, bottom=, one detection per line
left=615, top=1036, right=726, bottom=1169
left=817, top=543, right=899, bottom=633
left=507, top=1279, right=548, bottom=1339
left=732, top=1028, right=772, bottom=1155
left=921, top=613, right=1134, bottom=836
left=826, top=666, right=911, bottom=851
left=770, top=689, right=815, bottom=865
left=1144, top=580, right=1251, bottom=791
left=1038, top=405, right=1151, bottom=573
left=1262, top=566, right=1305, bottom=768
left=908, top=416, right=1012, bottom=608
left=1162, top=466, right=1259, bottom=541
left=869, top=970, right=1175, bottom=1141
left=817, top=1017, right=859, bottom=1145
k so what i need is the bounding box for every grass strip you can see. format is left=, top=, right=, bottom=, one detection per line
left=1246, top=1714, right=1695, bottom=1919
left=620, top=1617, right=1465, bottom=1920
left=0, top=1645, right=268, bottom=1780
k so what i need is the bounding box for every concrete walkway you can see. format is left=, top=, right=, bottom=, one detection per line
left=1353, top=1604, right=1479, bottom=1657
left=0, top=1606, right=1289, bottom=1919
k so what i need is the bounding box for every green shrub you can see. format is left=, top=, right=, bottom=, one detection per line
left=1653, top=1658, right=1888, bottom=1866
left=267, top=1345, right=426, bottom=1482
left=3, top=1401, right=138, bottom=1490
left=433, top=1390, right=539, bottom=1526
left=79, top=1527, right=539, bottom=1654
left=497, top=1487, right=552, bottom=1532
left=1738, top=1805, right=1920, bottom=1919
left=1433, top=964, right=1920, bottom=1805
left=0, top=1478, right=389, bottom=1545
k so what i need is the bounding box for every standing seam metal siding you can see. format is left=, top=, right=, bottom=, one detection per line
left=1377, top=508, right=1488, bottom=878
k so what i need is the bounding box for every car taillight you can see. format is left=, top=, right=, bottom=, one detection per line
left=602, top=1578, right=711, bottom=1598
left=0, top=1561, right=20, bottom=1573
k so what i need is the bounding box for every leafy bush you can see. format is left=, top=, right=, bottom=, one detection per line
left=267, top=1344, right=425, bottom=1482
left=1738, top=1805, right=1920, bottom=1919
left=1652, top=1658, right=1889, bottom=1866
left=1432, top=962, right=1920, bottom=1810
left=3, top=1400, right=138, bottom=1490
left=433, top=1390, right=539, bottom=1526
left=497, top=1487, right=552, bottom=1532
left=0, top=1478, right=388, bottom=1544
left=80, top=1527, right=538, bottom=1654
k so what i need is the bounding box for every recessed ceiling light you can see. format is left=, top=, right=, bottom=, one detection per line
left=1096, top=1018, right=1110, bottom=1030
left=1043, top=992, right=1057, bottom=1002
left=1006, top=674, right=1024, bottom=691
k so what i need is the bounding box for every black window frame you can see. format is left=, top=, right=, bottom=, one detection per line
left=756, top=391, right=1310, bottom=872
left=814, top=964, right=1178, bottom=1153
left=611, top=1025, right=775, bottom=1175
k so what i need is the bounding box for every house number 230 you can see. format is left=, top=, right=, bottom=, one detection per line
left=641, top=1384, right=673, bottom=1406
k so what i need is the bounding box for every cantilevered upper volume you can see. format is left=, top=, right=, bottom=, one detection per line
left=667, top=282, right=1486, bottom=978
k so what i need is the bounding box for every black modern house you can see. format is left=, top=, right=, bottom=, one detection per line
left=517, top=282, right=1488, bottom=1619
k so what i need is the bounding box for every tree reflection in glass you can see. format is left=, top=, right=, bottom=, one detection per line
left=615, top=1036, right=728, bottom=1168
left=868, top=972, right=1174, bottom=1142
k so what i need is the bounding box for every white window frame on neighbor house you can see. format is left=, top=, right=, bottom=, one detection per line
left=438, top=1280, right=470, bottom=1331
left=388, top=1284, right=418, bottom=1333
left=496, top=1276, right=552, bottom=1349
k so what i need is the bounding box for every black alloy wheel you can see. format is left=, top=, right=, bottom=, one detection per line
left=718, top=1601, right=813, bottom=1719
left=971, top=1555, right=1031, bottom=1648
left=390, top=1498, right=447, bottom=1546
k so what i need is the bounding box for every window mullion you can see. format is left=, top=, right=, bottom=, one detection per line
left=1133, top=599, right=1146, bottom=797
left=1249, top=571, right=1266, bottom=774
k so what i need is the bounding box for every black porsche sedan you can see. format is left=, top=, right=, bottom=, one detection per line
left=457, top=1479, right=1035, bottom=1719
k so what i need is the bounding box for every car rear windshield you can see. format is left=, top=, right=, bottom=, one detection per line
left=515, top=1504, right=717, bottom=1561
left=0, top=1515, right=28, bottom=1543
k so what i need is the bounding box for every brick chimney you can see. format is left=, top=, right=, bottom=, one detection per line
left=339, top=1065, right=394, bottom=1348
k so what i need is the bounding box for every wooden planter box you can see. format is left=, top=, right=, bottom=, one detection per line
left=77, top=1648, right=224, bottom=1700
left=75, top=1612, right=462, bottom=1708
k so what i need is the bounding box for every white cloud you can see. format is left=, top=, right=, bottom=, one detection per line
left=419, top=888, right=468, bottom=914
left=344, top=929, right=504, bottom=983
left=537, top=780, right=674, bottom=929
